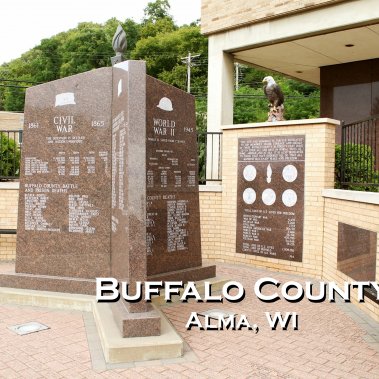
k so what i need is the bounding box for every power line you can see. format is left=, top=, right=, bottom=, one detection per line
left=0, top=78, right=42, bottom=84
left=0, top=84, right=29, bottom=89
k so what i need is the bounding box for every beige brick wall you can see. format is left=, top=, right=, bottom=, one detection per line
left=323, top=196, right=379, bottom=321
left=199, top=189, right=222, bottom=261
left=206, top=121, right=336, bottom=278
left=201, top=0, right=345, bottom=35
left=0, top=111, right=24, bottom=131
left=0, top=186, right=19, bottom=260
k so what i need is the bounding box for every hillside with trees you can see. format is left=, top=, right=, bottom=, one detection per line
left=0, top=0, right=320, bottom=130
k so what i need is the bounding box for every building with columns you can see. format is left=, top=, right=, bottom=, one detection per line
left=201, top=0, right=379, bottom=141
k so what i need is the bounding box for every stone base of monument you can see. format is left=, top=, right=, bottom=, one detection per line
left=94, top=302, right=183, bottom=363
left=0, top=263, right=216, bottom=339
left=0, top=268, right=95, bottom=295
left=109, top=264, right=216, bottom=338
left=110, top=301, right=161, bottom=338
left=0, top=264, right=217, bottom=294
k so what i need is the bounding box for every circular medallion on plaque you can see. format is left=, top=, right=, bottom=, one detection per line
left=243, top=165, right=257, bottom=182
left=282, top=189, right=297, bottom=207
left=262, top=188, right=276, bottom=206
left=243, top=188, right=256, bottom=205
left=282, top=164, right=298, bottom=182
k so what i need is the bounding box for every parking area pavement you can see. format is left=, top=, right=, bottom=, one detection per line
left=0, top=263, right=378, bottom=378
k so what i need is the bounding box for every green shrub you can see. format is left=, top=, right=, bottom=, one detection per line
left=335, top=144, right=378, bottom=192
left=0, top=133, right=21, bottom=179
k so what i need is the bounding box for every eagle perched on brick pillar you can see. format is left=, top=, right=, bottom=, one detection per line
left=262, top=76, right=284, bottom=110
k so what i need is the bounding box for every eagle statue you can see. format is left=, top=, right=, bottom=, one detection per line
left=262, top=76, right=285, bottom=121
left=262, top=76, right=284, bottom=109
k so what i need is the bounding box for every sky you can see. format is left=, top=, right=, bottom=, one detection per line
left=0, top=0, right=201, bottom=65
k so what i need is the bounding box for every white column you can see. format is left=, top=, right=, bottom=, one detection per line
left=206, top=35, right=234, bottom=182
left=207, top=36, right=234, bottom=132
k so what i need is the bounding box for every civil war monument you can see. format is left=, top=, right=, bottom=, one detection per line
left=0, top=27, right=215, bottom=339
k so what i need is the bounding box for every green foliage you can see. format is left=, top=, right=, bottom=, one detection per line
left=2, top=86, right=26, bottom=112
left=335, top=144, right=379, bottom=192
left=234, top=86, right=267, bottom=124
left=140, top=18, right=177, bottom=39
left=279, top=79, right=320, bottom=120
left=233, top=65, right=320, bottom=123
left=0, top=133, right=20, bottom=179
left=58, top=22, right=113, bottom=77
left=143, top=0, right=171, bottom=23
left=195, top=99, right=207, bottom=183
left=140, top=0, right=175, bottom=39
left=132, top=26, right=207, bottom=85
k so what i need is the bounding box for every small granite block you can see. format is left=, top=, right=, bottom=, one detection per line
left=110, top=301, right=161, bottom=338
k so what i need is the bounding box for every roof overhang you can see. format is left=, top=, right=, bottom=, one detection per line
left=233, top=24, right=379, bottom=85
left=206, top=0, right=379, bottom=85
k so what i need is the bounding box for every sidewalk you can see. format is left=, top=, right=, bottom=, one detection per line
left=0, top=263, right=378, bottom=378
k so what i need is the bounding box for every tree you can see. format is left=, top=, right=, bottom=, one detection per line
left=139, top=18, right=177, bottom=39
left=2, top=86, right=26, bottom=112
left=58, top=22, right=113, bottom=77
left=143, top=0, right=171, bottom=23
left=132, top=26, right=207, bottom=92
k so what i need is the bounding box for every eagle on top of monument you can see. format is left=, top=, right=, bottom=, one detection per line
left=262, top=76, right=284, bottom=109
left=262, top=76, right=285, bottom=121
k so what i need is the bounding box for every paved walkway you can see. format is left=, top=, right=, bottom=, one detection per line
left=0, top=263, right=378, bottom=378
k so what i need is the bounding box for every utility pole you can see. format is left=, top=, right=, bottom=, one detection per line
left=235, top=63, right=240, bottom=90
left=181, top=52, right=200, bottom=93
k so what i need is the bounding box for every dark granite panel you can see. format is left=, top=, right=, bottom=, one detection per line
left=236, top=136, right=305, bottom=262
left=145, top=76, right=202, bottom=276
left=16, top=68, right=113, bottom=278
left=337, top=222, right=377, bottom=282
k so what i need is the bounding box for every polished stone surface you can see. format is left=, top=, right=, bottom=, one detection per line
left=0, top=263, right=96, bottom=295
left=146, top=76, right=202, bottom=276
left=16, top=68, right=113, bottom=278
left=10, top=63, right=214, bottom=332
left=110, top=61, right=148, bottom=314
left=236, top=136, right=305, bottom=262
left=338, top=222, right=377, bottom=282
left=110, top=301, right=160, bottom=338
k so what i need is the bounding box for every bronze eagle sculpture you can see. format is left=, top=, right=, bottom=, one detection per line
left=262, top=76, right=284, bottom=110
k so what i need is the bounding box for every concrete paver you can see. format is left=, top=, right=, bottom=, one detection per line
left=0, top=263, right=377, bottom=378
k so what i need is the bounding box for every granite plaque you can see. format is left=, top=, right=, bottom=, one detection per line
left=145, top=76, right=202, bottom=276
left=236, top=136, right=305, bottom=262
left=337, top=223, right=377, bottom=282
left=16, top=68, right=113, bottom=278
